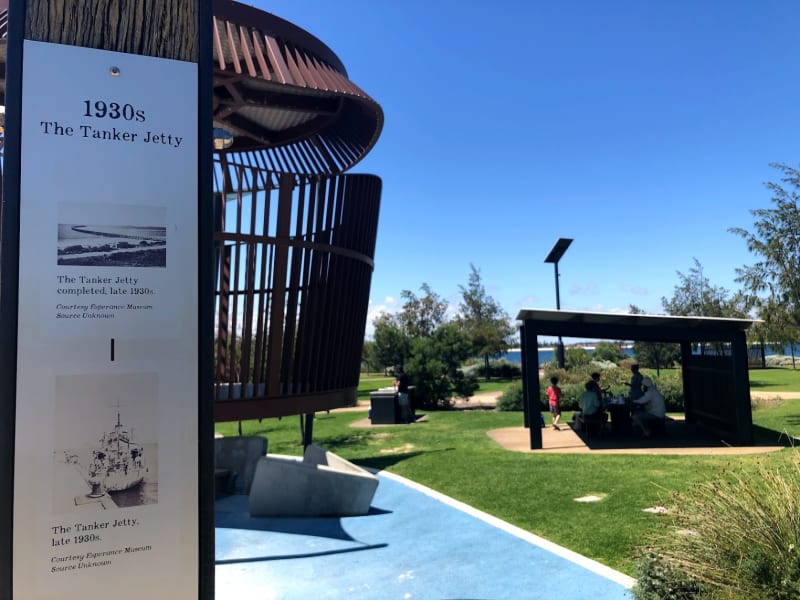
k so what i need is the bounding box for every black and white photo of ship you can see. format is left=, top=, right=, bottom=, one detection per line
left=88, top=407, right=147, bottom=493
left=57, top=223, right=167, bottom=267
left=53, top=373, right=160, bottom=513
left=55, top=405, right=159, bottom=511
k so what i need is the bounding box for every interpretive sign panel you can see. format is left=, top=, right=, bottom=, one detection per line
left=13, top=40, right=199, bottom=599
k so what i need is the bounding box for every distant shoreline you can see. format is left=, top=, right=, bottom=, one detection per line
left=506, top=344, right=634, bottom=353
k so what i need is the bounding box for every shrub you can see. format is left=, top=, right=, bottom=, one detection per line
left=541, top=363, right=685, bottom=411
left=565, top=346, right=592, bottom=369
left=651, top=375, right=684, bottom=411
left=765, top=354, right=800, bottom=368
left=452, top=371, right=480, bottom=400
left=594, top=341, right=625, bottom=362
left=406, top=323, right=473, bottom=410
left=634, top=454, right=800, bottom=600
left=633, top=552, right=704, bottom=600
left=541, top=383, right=583, bottom=411
left=473, top=359, right=522, bottom=379
left=496, top=381, right=524, bottom=411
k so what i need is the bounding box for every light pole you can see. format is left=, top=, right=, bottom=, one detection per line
left=544, top=238, right=572, bottom=368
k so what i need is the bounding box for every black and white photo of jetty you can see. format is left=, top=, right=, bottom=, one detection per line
left=58, top=223, right=167, bottom=267
left=53, top=373, right=159, bottom=513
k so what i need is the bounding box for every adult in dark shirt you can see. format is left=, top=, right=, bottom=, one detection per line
left=627, top=364, right=644, bottom=400
left=588, top=372, right=608, bottom=403
left=394, top=366, right=412, bottom=423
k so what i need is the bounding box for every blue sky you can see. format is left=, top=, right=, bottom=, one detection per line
left=258, top=1, right=799, bottom=337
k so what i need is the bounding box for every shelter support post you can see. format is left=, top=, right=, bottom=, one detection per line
left=680, top=342, right=694, bottom=423
left=520, top=322, right=542, bottom=449
left=302, top=413, right=315, bottom=449
left=731, top=331, right=754, bottom=444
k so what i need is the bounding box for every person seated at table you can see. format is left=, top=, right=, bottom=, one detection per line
left=631, top=377, right=666, bottom=438
left=589, top=371, right=610, bottom=402
left=626, top=364, right=644, bottom=400
left=574, top=381, right=608, bottom=431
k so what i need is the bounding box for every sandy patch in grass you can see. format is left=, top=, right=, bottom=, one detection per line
left=380, top=443, right=415, bottom=454
left=574, top=493, right=607, bottom=503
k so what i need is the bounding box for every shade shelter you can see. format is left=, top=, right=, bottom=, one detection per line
left=517, top=309, right=755, bottom=450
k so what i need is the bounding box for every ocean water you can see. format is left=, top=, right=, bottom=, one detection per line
left=502, top=347, right=634, bottom=365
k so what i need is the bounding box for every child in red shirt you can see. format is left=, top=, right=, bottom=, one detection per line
left=546, top=376, right=563, bottom=430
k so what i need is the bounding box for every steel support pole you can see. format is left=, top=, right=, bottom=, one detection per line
left=554, top=262, right=565, bottom=369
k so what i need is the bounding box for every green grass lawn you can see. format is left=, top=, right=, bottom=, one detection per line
left=356, top=375, right=517, bottom=402
left=470, top=378, right=518, bottom=394
left=357, top=374, right=394, bottom=400
left=217, top=367, right=800, bottom=578
left=749, top=366, right=800, bottom=392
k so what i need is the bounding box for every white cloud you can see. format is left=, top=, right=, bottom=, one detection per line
left=364, top=295, right=401, bottom=339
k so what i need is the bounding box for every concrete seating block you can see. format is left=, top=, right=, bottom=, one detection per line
left=214, top=436, right=268, bottom=495
left=248, top=444, right=379, bottom=517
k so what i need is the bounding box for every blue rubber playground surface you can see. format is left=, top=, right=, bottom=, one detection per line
left=215, top=470, right=635, bottom=599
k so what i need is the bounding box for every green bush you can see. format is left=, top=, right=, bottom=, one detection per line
left=406, top=322, right=473, bottom=410
left=633, top=552, right=704, bottom=600
left=565, top=346, right=592, bottom=369
left=473, top=359, right=521, bottom=379
left=496, top=381, right=525, bottom=411
left=540, top=364, right=685, bottom=412
left=452, top=371, right=480, bottom=400
left=594, top=341, right=626, bottom=362
left=651, top=374, right=684, bottom=411
left=634, top=454, right=800, bottom=600
left=539, top=383, right=583, bottom=411
left=513, top=362, right=687, bottom=413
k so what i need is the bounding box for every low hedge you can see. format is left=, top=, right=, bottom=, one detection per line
left=502, top=363, right=685, bottom=412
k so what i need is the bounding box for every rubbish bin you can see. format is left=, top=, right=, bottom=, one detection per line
left=369, top=388, right=398, bottom=424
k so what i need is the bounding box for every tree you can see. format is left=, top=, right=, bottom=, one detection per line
left=661, top=258, right=745, bottom=319
left=730, top=163, right=800, bottom=335
left=397, top=283, right=448, bottom=338
left=629, top=305, right=680, bottom=375
left=565, top=346, right=592, bottom=369
left=371, top=283, right=477, bottom=407
left=362, top=340, right=390, bottom=374
left=745, top=319, right=769, bottom=369
left=661, top=258, right=748, bottom=356
left=371, top=312, right=410, bottom=373
left=593, top=341, right=625, bottom=363
left=405, top=322, right=475, bottom=409
left=756, top=295, right=800, bottom=369
left=457, top=264, right=514, bottom=380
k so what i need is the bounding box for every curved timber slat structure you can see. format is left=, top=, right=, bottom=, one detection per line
left=212, top=1, right=383, bottom=174
left=0, top=0, right=384, bottom=422
left=213, top=169, right=381, bottom=420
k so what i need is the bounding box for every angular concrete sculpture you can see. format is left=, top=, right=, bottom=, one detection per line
left=214, top=436, right=268, bottom=495
left=248, top=444, right=379, bottom=517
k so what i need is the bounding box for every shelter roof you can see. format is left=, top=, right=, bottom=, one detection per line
left=516, top=308, right=755, bottom=342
